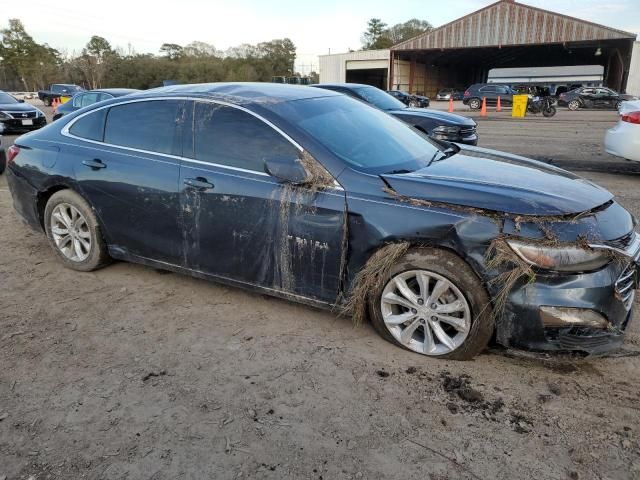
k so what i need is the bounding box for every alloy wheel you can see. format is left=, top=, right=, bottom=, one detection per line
left=50, top=203, right=91, bottom=262
left=380, top=270, right=471, bottom=356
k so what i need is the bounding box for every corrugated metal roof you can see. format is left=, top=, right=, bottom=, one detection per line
left=392, top=0, right=636, bottom=51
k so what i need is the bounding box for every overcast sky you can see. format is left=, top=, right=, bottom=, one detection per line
left=8, top=0, right=640, bottom=73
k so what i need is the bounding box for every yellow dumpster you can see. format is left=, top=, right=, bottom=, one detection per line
left=60, top=95, right=72, bottom=104
left=512, top=94, right=528, bottom=118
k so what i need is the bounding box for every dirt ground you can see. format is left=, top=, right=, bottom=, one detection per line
left=1, top=104, right=639, bottom=480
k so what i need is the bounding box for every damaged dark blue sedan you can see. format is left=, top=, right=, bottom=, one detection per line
left=6, top=83, right=638, bottom=360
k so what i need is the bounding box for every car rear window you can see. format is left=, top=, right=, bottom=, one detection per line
left=69, top=108, right=107, bottom=142
left=104, top=100, right=182, bottom=155
left=192, top=102, right=298, bottom=172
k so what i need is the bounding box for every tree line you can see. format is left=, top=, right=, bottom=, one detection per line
left=0, top=19, right=301, bottom=91
left=0, top=17, right=431, bottom=92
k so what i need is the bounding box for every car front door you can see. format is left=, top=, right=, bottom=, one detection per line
left=69, top=98, right=187, bottom=265
left=580, top=88, right=596, bottom=108
left=179, top=100, right=346, bottom=303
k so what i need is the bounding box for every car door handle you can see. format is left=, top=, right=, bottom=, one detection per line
left=82, top=159, right=106, bottom=169
left=183, top=177, right=214, bottom=191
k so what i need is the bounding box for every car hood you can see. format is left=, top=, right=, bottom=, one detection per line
left=381, top=145, right=613, bottom=216
left=0, top=102, right=38, bottom=112
left=390, top=108, right=476, bottom=126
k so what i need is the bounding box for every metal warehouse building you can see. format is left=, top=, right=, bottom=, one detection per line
left=320, top=0, right=639, bottom=96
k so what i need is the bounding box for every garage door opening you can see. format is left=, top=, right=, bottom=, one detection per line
left=345, top=68, right=388, bottom=89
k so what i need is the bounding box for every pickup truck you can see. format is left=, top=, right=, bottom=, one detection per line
left=38, top=84, right=84, bottom=106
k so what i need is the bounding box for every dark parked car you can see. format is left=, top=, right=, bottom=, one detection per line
left=463, top=83, right=515, bottom=109
left=314, top=83, right=477, bottom=145
left=386, top=90, right=430, bottom=108
left=53, top=88, right=140, bottom=121
left=558, top=87, right=638, bottom=111
left=38, top=84, right=84, bottom=106
left=0, top=137, right=6, bottom=174
left=6, top=83, right=639, bottom=359
left=0, top=90, right=47, bottom=133
left=436, top=89, right=464, bottom=101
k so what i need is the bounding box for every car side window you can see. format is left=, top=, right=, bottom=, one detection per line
left=104, top=100, right=183, bottom=155
left=480, top=86, right=496, bottom=93
left=69, top=108, right=107, bottom=142
left=193, top=102, right=299, bottom=172
left=72, top=94, right=85, bottom=108
left=79, top=92, right=100, bottom=108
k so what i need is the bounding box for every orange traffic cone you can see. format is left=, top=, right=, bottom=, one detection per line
left=480, top=97, right=487, bottom=117
left=496, top=96, right=502, bottom=112
left=448, top=96, right=454, bottom=113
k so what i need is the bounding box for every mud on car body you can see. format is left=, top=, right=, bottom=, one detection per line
left=5, top=83, right=639, bottom=360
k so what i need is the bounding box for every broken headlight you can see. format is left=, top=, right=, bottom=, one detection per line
left=506, top=239, right=611, bottom=272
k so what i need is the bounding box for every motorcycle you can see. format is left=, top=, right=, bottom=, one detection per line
left=527, top=96, right=557, bottom=117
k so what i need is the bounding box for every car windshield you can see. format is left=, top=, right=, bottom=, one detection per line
left=272, top=95, right=440, bottom=174
left=0, top=92, right=18, bottom=104
left=353, top=86, right=407, bottom=111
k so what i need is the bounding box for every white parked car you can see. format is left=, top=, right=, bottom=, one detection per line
left=605, top=100, right=640, bottom=162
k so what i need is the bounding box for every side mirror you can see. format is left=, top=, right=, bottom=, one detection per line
left=264, top=155, right=309, bottom=184
left=18, top=99, right=25, bottom=103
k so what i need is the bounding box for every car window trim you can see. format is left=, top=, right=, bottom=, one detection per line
left=61, top=96, right=305, bottom=178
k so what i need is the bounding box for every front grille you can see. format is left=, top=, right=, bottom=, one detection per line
left=5, top=110, right=37, bottom=119
left=460, top=127, right=476, bottom=136
left=615, top=262, right=636, bottom=310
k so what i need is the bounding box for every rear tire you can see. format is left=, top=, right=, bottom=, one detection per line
left=468, top=98, right=481, bottom=110
left=615, top=100, right=623, bottom=110
left=567, top=100, right=580, bottom=111
left=44, top=190, right=111, bottom=272
left=368, top=247, right=494, bottom=360
left=44, top=97, right=52, bottom=107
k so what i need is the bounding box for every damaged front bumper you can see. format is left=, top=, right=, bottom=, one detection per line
left=500, top=235, right=639, bottom=355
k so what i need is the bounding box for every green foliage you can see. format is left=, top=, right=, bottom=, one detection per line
left=361, top=17, right=433, bottom=50
left=0, top=19, right=299, bottom=90
left=0, top=19, right=60, bottom=90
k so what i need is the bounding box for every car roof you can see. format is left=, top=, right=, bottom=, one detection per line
left=93, top=88, right=140, bottom=96
left=314, top=83, right=371, bottom=90
left=133, top=82, right=339, bottom=105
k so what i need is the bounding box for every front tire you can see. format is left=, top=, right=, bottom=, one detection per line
left=615, top=100, right=623, bottom=110
left=44, top=190, right=111, bottom=271
left=567, top=100, right=580, bottom=111
left=368, top=248, right=493, bottom=360
left=543, top=106, right=557, bottom=117
left=44, top=97, right=52, bottom=107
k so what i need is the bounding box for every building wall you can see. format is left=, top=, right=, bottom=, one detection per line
left=319, top=50, right=390, bottom=83
left=628, top=42, right=640, bottom=95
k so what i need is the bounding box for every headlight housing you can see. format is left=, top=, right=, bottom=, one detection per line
left=35, top=109, right=44, bottom=117
left=432, top=125, right=460, bottom=135
left=506, top=239, right=611, bottom=272
left=0, top=111, right=11, bottom=119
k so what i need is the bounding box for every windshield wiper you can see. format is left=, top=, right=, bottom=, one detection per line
left=385, top=169, right=413, bottom=175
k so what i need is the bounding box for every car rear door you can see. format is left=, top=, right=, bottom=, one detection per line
left=479, top=85, right=497, bottom=105
left=179, top=100, right=346, bottom=303
left=68, top=98, right=187, bottom=265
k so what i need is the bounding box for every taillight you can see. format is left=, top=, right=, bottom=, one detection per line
left=621, top=111, right=640, bottom=124
left=7, top=145, right=20, bottom=164
left=463, top=90, right=470, bottom=97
